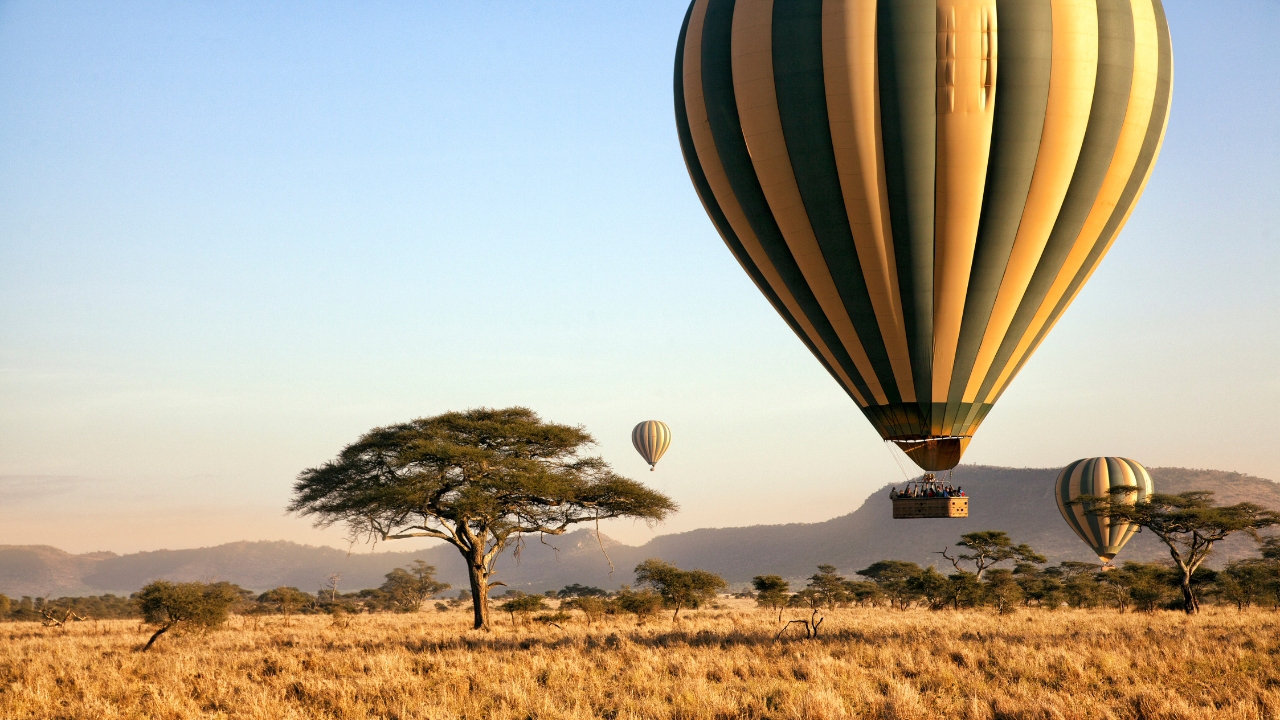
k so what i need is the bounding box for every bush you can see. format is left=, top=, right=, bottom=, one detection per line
left=534, top=612, right=571, bottom=625
left=498, top=593, right=549, bottom=625
left=562, top=596, right=608, bottom=626
left=614, top=586, right=663, bottom=622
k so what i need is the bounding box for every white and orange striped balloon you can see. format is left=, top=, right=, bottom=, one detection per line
left=631, top=421, right=672, bottom=471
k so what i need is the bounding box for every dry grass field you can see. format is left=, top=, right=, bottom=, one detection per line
left=3, top=600, right=1279, bottom=719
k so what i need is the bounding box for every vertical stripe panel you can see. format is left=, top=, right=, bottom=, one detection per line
left=958, top=0, right=1096, bottom=407
left=931, top=0, right=999, bottom=421
left=772, top=0, right=907, bottom=404
left=945, top=0, right=1052, bottom=434
left=703, top=0, right=882, bottom=405
left=682, top=0, right=871, bottom=405
left=822, top=0, right=918, bottom=403
left=988, top=0, right=1171, bottom=399
left=972, top=0, right=1135, bottom=405
left=731, top=0, right=892, bottom=404
left=1055, top=460, right=1088, bottom=541
left=878, top=0, right=938, bottom=417
left=1082, top=457, right=1108, bottom=553
left=675, top=1, right=848, bottom=393
left=1068, top=459, right=1092, bottom=543
left=985, top=0, right=1164, bottom=402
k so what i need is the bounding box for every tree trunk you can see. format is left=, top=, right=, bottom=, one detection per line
left=672, top=603, right=681, bottom=621
left=466, top=558, right=491, bottom=631
left=1180, top=575, right=1199, bottom=615
left=141, top=622, right=173, bottom=652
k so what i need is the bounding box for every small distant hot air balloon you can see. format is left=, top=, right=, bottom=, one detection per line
left=1055, top=457, right=1154, bottom=564
left=632, top=421, right=671, bottom=471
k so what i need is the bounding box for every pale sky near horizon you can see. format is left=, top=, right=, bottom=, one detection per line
left=2, top=1, right=1277, bottom=555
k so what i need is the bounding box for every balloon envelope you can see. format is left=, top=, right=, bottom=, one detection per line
left=632, top=421, right=672, bottom=469
left=674, top=0, right=1172, bottom=470
left=1055, top=457, right=1154, bottom=562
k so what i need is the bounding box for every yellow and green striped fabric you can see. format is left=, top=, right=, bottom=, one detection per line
left=1055, top=457, right=1153, bottom=562
left=674, top=0, right=1172, bottom=470
left=632, top=420, right=672, bottom=470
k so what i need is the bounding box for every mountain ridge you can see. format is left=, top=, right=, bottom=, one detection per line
left=3, top=466, right=1276, bottom=598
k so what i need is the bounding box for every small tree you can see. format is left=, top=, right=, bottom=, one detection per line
left=1012, top=563, right=1064, bottom=609
left=942, top=572, right=983, bottom=610
left=498, top=593, right=548, bottom=627
left=907, top=567, right=949, bottom=610
left=258, top=587, right=313, bottom=626
left=562, top=595, right=607, bottom=627
left=844, top=580, right=884, bottom=608
left=0, top=594, right=9, bottom=619
left=379, top=561, right=450, bottom=612
left=289, top=407, right=676, bottom=631
left=634, top=559, right=726, bottom=620
left=938, top=531, right=1045, bottom=579
left=321, top=574, right=342, bottom=604
left=1217, top=560, right=1273, bottom=611
left=1075, top=490, right=1280, bottom=614
left=1049, top=562, right=1103, bottom=608
left=751, top=575, right=790, bottom=620
left=983, top=569, right=1023, bottom=615
left=1105, top=562, right=1175, bottom=613
left=857, top=561, right=923, bottom=610
left=805, top=565, right=851, bottom=609
left=136, top=581, right=239, bottom=652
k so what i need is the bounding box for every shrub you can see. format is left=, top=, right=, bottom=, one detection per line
left=614, top=585, right=663, bottom=622
left=498, top=593, right=549, bottom=626
left=563, top=596, right=608, bottom=627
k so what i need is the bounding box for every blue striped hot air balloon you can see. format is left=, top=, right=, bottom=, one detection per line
left=674, top=0, right=1172, bottom=471
left=632, top=421, right=672, bottom=471
left=1055, top=457, right=1154, bottom=563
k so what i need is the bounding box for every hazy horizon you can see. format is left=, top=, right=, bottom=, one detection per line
left=4, top=0, right=1279, bottom=554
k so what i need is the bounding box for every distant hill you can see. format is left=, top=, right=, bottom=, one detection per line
left=2, top=466, right=1276, bottom=598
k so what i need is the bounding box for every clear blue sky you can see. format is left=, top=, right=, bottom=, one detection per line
left=2, top=0, right=1277, bottom=554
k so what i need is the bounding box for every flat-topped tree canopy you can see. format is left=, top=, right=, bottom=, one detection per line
left=289, top=406, right=677, bottom=630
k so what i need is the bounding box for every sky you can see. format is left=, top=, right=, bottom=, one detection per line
left=1, top=1, right=1277, bottom=555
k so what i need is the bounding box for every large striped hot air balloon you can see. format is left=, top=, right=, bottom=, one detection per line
left=1055, top=457, right=1154, bottom=562
left=632, top=421, right=672, bottom=470
left=674, top=0, right=1172, bottom=471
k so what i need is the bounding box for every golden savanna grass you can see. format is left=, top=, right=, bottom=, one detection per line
left=3, top=600, right=1279, bottom=719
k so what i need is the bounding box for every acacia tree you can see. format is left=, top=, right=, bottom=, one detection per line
left=1075, top=490, right=1280, bottom=614
left=136, top=581, right=239, bottom=652
left=751, top=575, right=790, bottom=621
left=983, top=569, right=1023, bottom=615
left=289, top=407, right=676, bottom=631
left=380, top=561, right=450, bottom=612
left=805, top=565, right=852, bottom=609
left=937, top=531, right=1045, bottom=579
left=258, top=587, right=313, bottom=626
left=857, top=561, right=922, bottom=610
left=634, top=559, right=726, bottom=620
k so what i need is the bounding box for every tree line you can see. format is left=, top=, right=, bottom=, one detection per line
left=3, top=529, right=1279, bottom=650
left=751, top=532, right=1280, bottom=624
